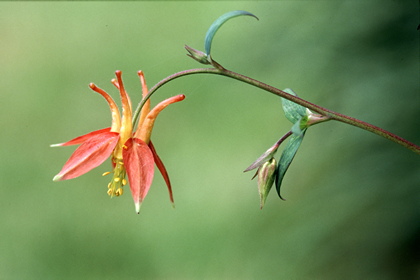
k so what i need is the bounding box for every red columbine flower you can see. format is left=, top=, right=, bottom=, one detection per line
left=52, top=70, right=185, bottom=213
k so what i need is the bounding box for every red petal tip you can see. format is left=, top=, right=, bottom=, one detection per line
left=50, top=143, right=63, bottom=147
left=53, top=174, right=63, bottom=182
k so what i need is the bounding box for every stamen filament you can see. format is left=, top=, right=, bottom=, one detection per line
left=106, top=160, right=127, bottom=198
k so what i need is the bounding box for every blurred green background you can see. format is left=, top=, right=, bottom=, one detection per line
left=1, top=1, right=419, bottom=279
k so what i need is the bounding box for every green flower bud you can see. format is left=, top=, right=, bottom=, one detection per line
left=258, top=157, right=277, bottom=209
left=185, top=45, right=210, bottom=65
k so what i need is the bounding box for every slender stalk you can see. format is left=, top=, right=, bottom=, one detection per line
left=133, top=68, right=420, bottom=154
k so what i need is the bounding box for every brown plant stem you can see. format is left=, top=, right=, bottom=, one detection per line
left=132, top=67, right=420, bottom=155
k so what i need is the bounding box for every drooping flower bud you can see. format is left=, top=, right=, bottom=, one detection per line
left=257, top=157, right=277, bottom=209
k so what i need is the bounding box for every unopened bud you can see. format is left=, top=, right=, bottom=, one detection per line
left=185, top=45, right=210, bottom=65
left=258, top=157, right=277, bottom=209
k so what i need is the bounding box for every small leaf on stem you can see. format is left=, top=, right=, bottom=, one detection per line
left=281, top=88, right=306, bottom=124
left=275, top=129, right=306, bottom=199
left=204, top=10, right=258, bottom=56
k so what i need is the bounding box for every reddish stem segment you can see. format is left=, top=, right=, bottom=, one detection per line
left=132, top=68, right=420, bottom=155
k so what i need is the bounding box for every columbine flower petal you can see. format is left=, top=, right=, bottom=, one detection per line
left=137, top=70, right=151, bottom=127
left=123, top=138, right=155, bottom=213
left=134, top=94, right=185, bottom=143
left=115, top=70, right=133, bottom=146
left=89, top=83, right=121, bottom=132
left=53, top=132, right=119, bottom=181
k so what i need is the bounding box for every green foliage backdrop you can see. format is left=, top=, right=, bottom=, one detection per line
left=1, top=1, right=418, bottom=279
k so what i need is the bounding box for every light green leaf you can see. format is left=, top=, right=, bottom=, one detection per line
left=291, top=115, right=309, bottom=136
left=275, top=129, right=306, bottom=199
left=281, top=88, right=306, bottom=124
left=291, top=117, right=304, bottom=136
left=205, top=10, right=258, bottom=56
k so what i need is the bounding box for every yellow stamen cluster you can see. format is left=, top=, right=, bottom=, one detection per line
left=103, top=159, right=127, bottom=197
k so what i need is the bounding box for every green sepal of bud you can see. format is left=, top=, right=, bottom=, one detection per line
left=258, top=158, right=277, bottom=209
left=185, top=45, right=211, bottom=65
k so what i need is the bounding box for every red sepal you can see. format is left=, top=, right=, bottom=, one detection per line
left=53, top=131, right=119, bottom=181
left=51, top=127, right=111, bottom=147
left=149, top=141, right=174, bottom=204
left=123, top=138, right=155, bottom=213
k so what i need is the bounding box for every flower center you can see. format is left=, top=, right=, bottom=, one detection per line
left=103, top=158, right=127, bottom=197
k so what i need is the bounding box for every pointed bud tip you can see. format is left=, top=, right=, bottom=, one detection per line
left=50, top=143, right=62, bottom=147
left=259, top=197, right=266, bottom=210
left=185, top=45, right=211, bottom=65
